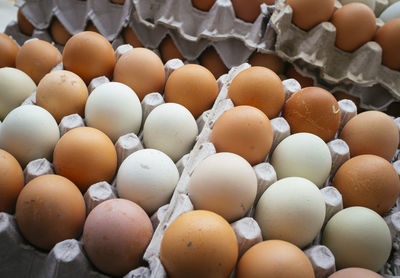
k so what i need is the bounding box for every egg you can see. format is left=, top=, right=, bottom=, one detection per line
left=248, top=52, right=285, bottom=76
left=16, top=39, right=63, bottom=84
left=50, top=18, right=72, bottom=46
left=116, top=149, right=179, bottom=214
left=236, top=240, right=315, bottom=278
left=63, top=31, right=116, bottom=84
left=85, top=82, right=142, bottom=142
left=210, top=105, right=273, bottom=165
left=339, top=0, right=376, bottom=10
left=188, top=152, right=257, bottom=222
left=0, top=67, right=36, bottom=120
left=17, top=9, right=34, bottom=36
left=271, top=133, right=332, bottom=187
left=83, top=199, right=153, bottom=276
left=53, top=127, right=117, bottom=192
left=375, top=18, right=400, bottom=70
left=228, top=67, right=285, bottom=119
left=322, top=206, right=392, bottom=271
left=231, top=0, right=275, bottom=23
left=123, top=27, right=143, bottom=47
left=85, top=21, right=99, bottom=33
left=0, top=150, right=24, bottom=213
left=15, top=174, right=86, bottom=250
left=283, top=87, right=341, bottom=142
left=159, top=35, right=184, bottom=63
left=191, top=0, right=216, bottom=11
left=329, top=268, right=384, bottom=278
left=0, top=33, right=19, bottom=68
left=286, top=0, right=335, bottom=30
left=0, top=105, right=60, bottom=167
left=164, top=64, right=218, bottom=119
left=379, top=2, right=400, bottom=23
left=339, top=111, right=399, bottom=160
left=199, top=47, right=228, bottom=79
left=255, top=177, right=325, bottom=248
left=36, top=70, right=88, bottom=123
left=286, top=64, right=314, bottom=87
left=160, top=210, right=238, bottom=278
left=143, top=103, right=198, bottom=162
left=113, top=47, right=165, bottom=101
left=331, top=3, right=376, bottom=52
left=333, top=154, right=400, bottom=215
left=110, top=0, right=125, bottom=4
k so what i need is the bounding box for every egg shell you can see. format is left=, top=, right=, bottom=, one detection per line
left=333, top=154, right=400, bottom=215
left=36, top=70, right=88, bottom=123
left=85, top=82, right=142, bottom=142
left=53, top=127, right=117, bottom=192
left=191, top=0, right=216, bottom=11
left=188, top=152, right=257, bottom=222
left=0, top=33, right=19, bottom=68
left=160, top=210, right=238, bottom=278
left=323, top=207, right=392, bottom=271
left=0, top=67, right=36, bottom=120
left=228, top=66, right=285, bottom=119
left=16, top=39, right=63, bottom=85
left=63, top=31, right=116, bottom=84
left=328, top=267, right=383, bottom=278
left=199, top=47, right=228, bottom=79
left=0, top=150, right=24, bottom=213
left=231, top=0, right=274, bottom=23
left=143, top=103, right=198, bottom=162
left=379, top=1, right=400, bottom=22
left=339, top=110, right=399, bottom=160
left=210, top=105, right=274, bottom=165
left=0, top=105, right=60, bottom=167
left=50, top=18, right=72, bottom=46
left=331, top=3, right=376, bottom=52
left=17, top=9, right=34, bottom=36
left=339, top=0, right=376, bottom=11
left=255, top=177, right=326, bottom=248
left=159, top=35, right=184, bottom=64
left=286, top=0, right=335, bottom=30
left=164, top=64, right=219, bottom=119
left=123, top=27, right=143, bottom=47
left=374, top=18, right=400, bottom=70
left=283, top=87, right=341, bottom=142
left=248, top=52, right=285, bottom=75
left=83, top=199, right=153, bottom=276
left=236, top=240, right=315, bottom=278
left=15, top=174, right=86, bottom=251
left=113, top=47, right=165, bottom=101
left=270, top=133, right=332, bottom=187
left=116, top=149, right=179, bottom=214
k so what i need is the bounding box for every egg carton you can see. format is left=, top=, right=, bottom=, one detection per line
left=268, top=0, right=400, bottom=110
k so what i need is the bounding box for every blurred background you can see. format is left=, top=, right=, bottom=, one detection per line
left=0, top=0, right=18, bottom=32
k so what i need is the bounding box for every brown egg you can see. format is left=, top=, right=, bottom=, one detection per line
left=375, top=18, right=400, bottom=70
left=228, top=66, right=285, bottom=119
left=15, top=174, right=86, bottom=250
left=110, top=0, right=125, bottom=4
left=333, top=154, right=400, bottom=215
left=160, top=210, right=238, bottom=278
left=113, top=47, right=165, bottom=100
left=63, top=31, right=116, bottom=84
left=329, top=268, right=383, bottom=278
left=36, top=70, right=88, bottom=123
left=339, top=111, right=399, bottom=160
left=231, top=0, right=275, bottom=23
left=0, top=150, right=24, bottom=213
left=333, top=90, right=360, bottom=108
left=85, top=21, right=99, bottom=33
left=199, top=47, right=228, bottom=79
left=50, top=18, right=72, bottom=46
left=16, top=39, right=62, bottom=84
left=83, top=199, right=153, bottom=276
left=164, top=64, right=218, bottom=119
left=53, top=127, right=117, bottom=192
left=159, top=35, right=184, bottom=63
left=286, top=64, right=314, bottom=87
left=331, top=3, right=376, bottom=52
left=0, top=33, right=19, bottom=68
left=283, top=87, right=341, bottom=142
left=236, top=240, right=315, bottom=278
left=286, top=0, right=334, bottom=30
left=209, top=105, right=274, bottom=165
left=17, top=9, right=34, bottom=36
left=248, top=52, right=285, bottom=75
left=123, top=27, right=143, bottom=48
left=191, top=0, right=216, bottom=11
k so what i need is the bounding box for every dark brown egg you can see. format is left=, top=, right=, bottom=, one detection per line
left=248, top=52, right=285, bottom=75
left=375, top=18, right=400, bottom=70
left=286, top=0, right=335, bottom=30
left=123, top=27, right=143, bottom=47
left=0, top=33, right=19, bottom=68
left=50, top=18, right=72, bottom=46
left=17, top=9, right=34, bottom=36
left=199, top=47, right=228, bottom=79
left=159, top=35, right=184, bottom=63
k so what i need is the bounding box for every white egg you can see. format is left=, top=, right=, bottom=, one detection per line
left=255, top=177, right=326, bottom=248
left=85, top=82, right=142, bottom=142
left=322, top=206, right=392, bottom=271
left=270, top=133, right=332, bottom=187
left=116, top=149, right=179, bottom=214
left=188, top=152, right=257, bottom=222
left=143, top=103, right=198, bottom=162
left=379, top=1, right=400, bottom=22
left=0, top=105, right=60, bottom=167
left=0, top=67, right=36, bottom=120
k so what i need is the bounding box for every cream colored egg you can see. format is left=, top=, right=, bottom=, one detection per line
left=380, top=2, right=400, bottom=22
